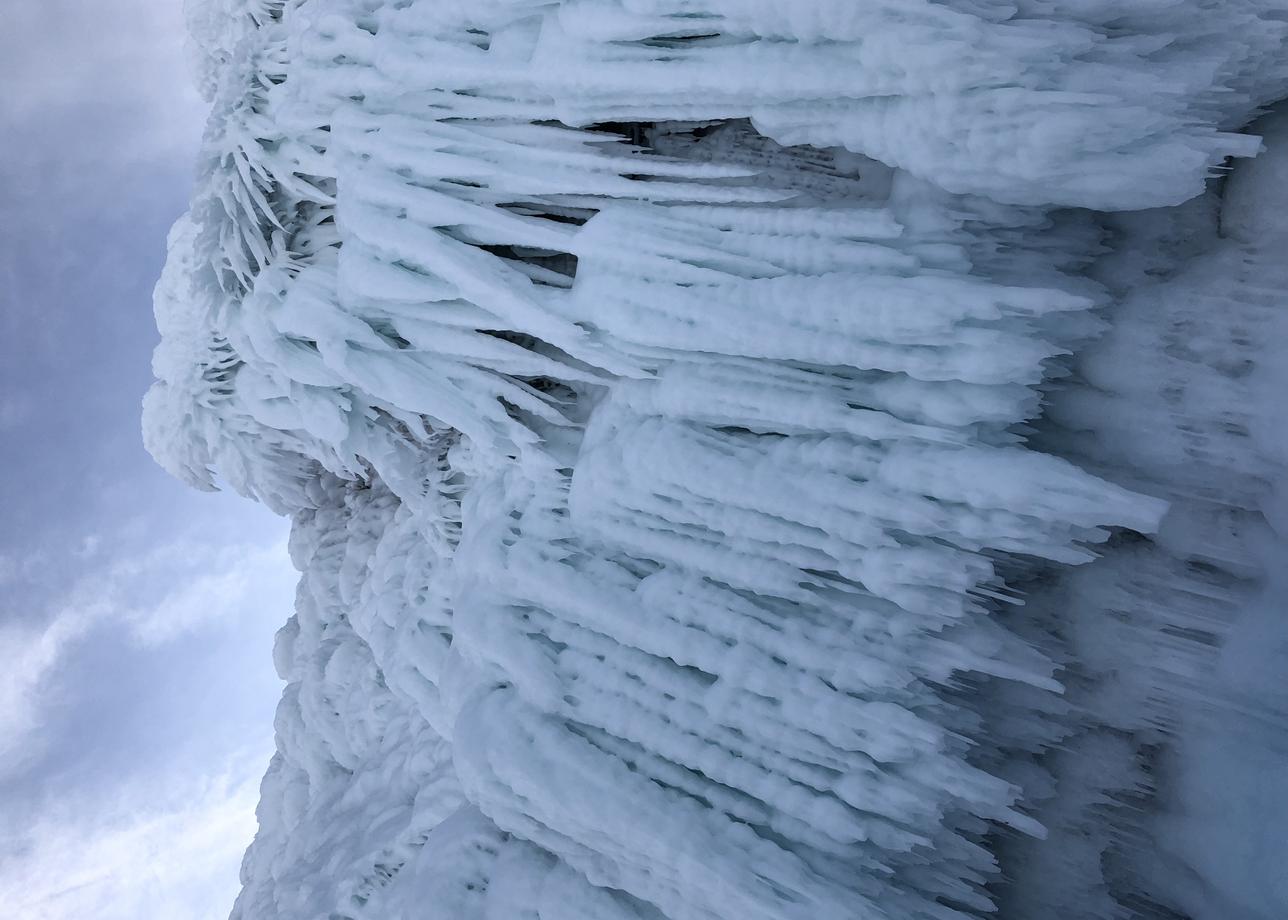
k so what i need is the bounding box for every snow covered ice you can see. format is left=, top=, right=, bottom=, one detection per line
left=146, top=2, right=1288, bottom=918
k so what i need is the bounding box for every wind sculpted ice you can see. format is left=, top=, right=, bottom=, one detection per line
left=147, top=2, right=1288, bottom=918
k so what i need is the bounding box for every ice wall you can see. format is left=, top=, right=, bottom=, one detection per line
left=146, top=2, right=1288, bottom=918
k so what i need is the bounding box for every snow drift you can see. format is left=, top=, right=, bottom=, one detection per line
left=146, top=2, right=1288, bottom=918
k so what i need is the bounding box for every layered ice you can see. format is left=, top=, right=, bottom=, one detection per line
left=146, top=2, right=1288, bottom=918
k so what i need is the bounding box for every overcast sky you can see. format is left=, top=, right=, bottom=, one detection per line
left=0, top=3, right=296, bottom=918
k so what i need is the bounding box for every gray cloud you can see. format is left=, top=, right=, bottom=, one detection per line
left=1, top=0, right=205, bottom=156
left=0, top=532, right=292, bottom=777
left=0, top=746, right=266, bottom=920
left=0, top=1, right=295, bottom=913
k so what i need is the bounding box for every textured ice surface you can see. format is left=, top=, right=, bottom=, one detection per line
left=147, top=2, right=1288, bottom=918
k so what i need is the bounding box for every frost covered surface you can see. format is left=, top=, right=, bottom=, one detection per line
left=147, top=2, right=1288, bottom=918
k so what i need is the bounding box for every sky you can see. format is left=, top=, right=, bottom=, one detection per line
left=0, top=3, right=297, bottom=918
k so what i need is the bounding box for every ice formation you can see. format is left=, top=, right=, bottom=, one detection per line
left=146, top=2, right=1288, bottom=918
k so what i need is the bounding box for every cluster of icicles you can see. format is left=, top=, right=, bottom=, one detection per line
left=146, top=1, right=1288, bottom=918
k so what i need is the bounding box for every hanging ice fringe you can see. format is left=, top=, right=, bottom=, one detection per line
left=146, top=2, right=1288, bottom=918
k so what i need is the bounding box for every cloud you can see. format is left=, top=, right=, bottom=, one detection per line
left=0, top=749, right=267, bottom=920
left=0, top=392, right=33, bottom=433
left=0, top=604, right=104, bottom=775
left=0, top=526, right=292, bottom=915
left=123, top=538, right=292, bottom=647
left=0, top=0, right=206, bottom=157
left=0, top=5, right=278, bottom=917
left=0, top=531, right=292, bottom=777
